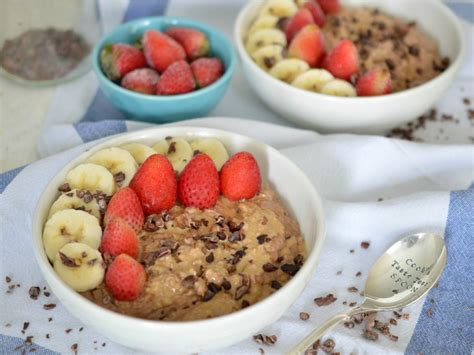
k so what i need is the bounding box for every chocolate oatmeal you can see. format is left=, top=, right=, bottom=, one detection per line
left=83, top=185, right=306, bottom=321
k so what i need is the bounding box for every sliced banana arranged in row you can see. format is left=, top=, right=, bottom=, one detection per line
left=291, top=69, right=334, bottom=92
left=65, top=163, right=116, bottom=196
left=86, top=147, right=138, bottom=187
left=269, top=59, right=310, bottom=83
left=43, top=209, right=102, bottom=262
left=251, top=44, right=285, bottom=71
left=248, top=14, right=280, bottom=37
left=48, top=189, right=101, bottom=220
left=245, top=28, right=287, bottom=55
left=120, top=143, right=156, bottom=165
left=320, top=79, right=357, bottom=97
left=53, top=242, right=105, bottom=292
left=260, top=0, right=298, bottom=18
left=190, top=138, right=229, bottom=171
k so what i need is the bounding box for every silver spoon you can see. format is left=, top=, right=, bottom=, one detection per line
left=289, top=232, right=447, bottom=354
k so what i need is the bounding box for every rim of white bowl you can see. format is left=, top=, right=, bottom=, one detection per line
left=234, top=0, right=466, bottom=102
left=32, top=125, right=326, bottom=330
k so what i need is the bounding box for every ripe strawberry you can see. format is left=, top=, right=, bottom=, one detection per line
left=165, top=27, right=210, bottom=60
left=121, top=68, right=160, bottom=95
left=156, top=60, right=196, bottom=95
left=322, top=39, right=359, bottom=80
left=104, top=187, right=144, bottom=233
left=100, top=44, right=146, bottom=81
left=178, top=154, right=220, bottom=209
left=288, top=24, right=325, bottom=67
left=142, top=30, right=185, bottom=73
left=190, top=57, right=224, bottom=88
left=317, top=0, right=340, bottom=14
left=220, top=152, right=261, bottom=201
left=105, top=254, right=145, bottom=301
left=100, top=218, right=139, bottom=258
left=302, top=1, right=326, bottom=27
left=284, top=8, right=314, bottom=42
left=356, top=68, right=393, bottom=96
left=129, top=154, right=177, bottom=215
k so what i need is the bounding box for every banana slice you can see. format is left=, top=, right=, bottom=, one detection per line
left=86, top=147, right=138, bottom=187
left=43, top=209, right=102, bottom=262
left=54, top=242, right=105, bottom=292
left=48, top=189, right=101, bottom=220
left=269, top=58, right=309, bottom=83
left=260, top=0, right=298, bottom=18
left=248, top=14, right=280, bottom=36
left=251, top=44, right=284, bottom=71
left=190, top=138, right=229, bottom=171
left=65, top=163, right=115, bottom=196
left=166, top=138, right=193, bottom=173
left=291, top=69, right=334, bottom=92
left=152, top=139, right=170, bottom=155
left=120, top=143, right=156, bottom=165
left=320, top=79, right=357, bottom=97
left=245, top=28, right=287, bottom=55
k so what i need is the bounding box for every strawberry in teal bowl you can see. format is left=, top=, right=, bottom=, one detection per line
left=92, top=17, right=236, bottom=123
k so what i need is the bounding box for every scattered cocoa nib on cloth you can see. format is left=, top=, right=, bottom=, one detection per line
left=253, top=334, right=277, bottom=345
left=314, top=294, right=337, bottom=306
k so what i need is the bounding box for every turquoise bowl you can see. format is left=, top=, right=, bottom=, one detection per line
left=92, top=17, right=236, bottom=123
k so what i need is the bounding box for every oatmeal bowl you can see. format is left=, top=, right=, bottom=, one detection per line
left=32, top=126, right=325, bottom=352
left=235, top=0, right=465, bottom=133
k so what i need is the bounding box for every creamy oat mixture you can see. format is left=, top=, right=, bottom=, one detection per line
left=83, top=185, right=306, bottom=321
left=322, top=7, right=449, bottom=92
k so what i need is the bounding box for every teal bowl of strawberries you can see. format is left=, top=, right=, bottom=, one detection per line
left=92, top=17, right=236, bottom=123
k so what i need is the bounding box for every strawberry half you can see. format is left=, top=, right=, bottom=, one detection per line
left=191, top=57, right=224, bottom=88
left=105, top=254, right=146, bottom=301
left=288, top=24, right=325, bottom=67
left=317, top=0, right=340, bottom=14
left=220, top=152, right=261, bottom=201
left=156, top=60, right=196, bottom=95
left=121, top=68, right=160, bottom=95
left=178, top=153, right=220, bottom=209
left=104, top=187, right=144, bottom=233
left=100, top=43, right=147, bottom=81
left=356, top=68, right=393, bottom=96
left=302, top=0, right=326, bottom=27
left=284, top=8, right=315, bottom=42
left=142, top=29, right=185, bottom=73
left=322, top=39, right=359, bottom=80
left=129, top=154, right=177, bottom=215
left=165, top=27, right=210, bottom=60
left=100, top=218, right=139, bottom=258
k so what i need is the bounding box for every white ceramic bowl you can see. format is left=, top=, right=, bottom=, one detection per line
left=32, top=127, right=325, bottom=353
left=234, top=0, right=466, bottom=134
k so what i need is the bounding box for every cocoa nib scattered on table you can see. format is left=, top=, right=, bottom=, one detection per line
left=43, top=303, right=56, bottom=310
left=299, top=312, right=310, bottom=321
left=320, top=338, right=336, bottom=353
left=29, top=286, right=41, bottom=300
left=314, top=294, right=337, bottom=306
left=253, top=334, right=277, bottom=345
left=360, top=241, right=370, bottom=249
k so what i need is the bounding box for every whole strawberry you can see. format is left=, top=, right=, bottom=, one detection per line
left=356, top=68, right=393, bottom=96
left=104, top=187, right=144, bottom=233
left=288, top=24, right=325, bottom=67
left=129, top=154, right=177, bottom=215
left=178, top=153, right=220, bottom=209
left=165, top=27, right=210, bottom=60
left=121, top=68, right=160, bottom=95
left=190, top=57, right=224, bottom=88
left=100, top=218, right=139, bottom=258
left=142, top=30, right=185, bottom=73
left=100, top=44, right=147, bottom=81
left=220, top=152, right=261, bottom=201
left=322, top=39, right=359, bottom=80
left=157, top=60, right=196, bottom=95
left=284, top=8, right=314, bottom=42
left=105, top=254, right=145, bottom=301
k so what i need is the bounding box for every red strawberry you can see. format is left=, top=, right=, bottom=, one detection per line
left=356, top=68, right=393, bottom=96
left=220, top=152, right=261, bottom=201
left=288, top=24, right=325, bottom=67
left=156, top=60, right=196, bottom=95
left=165, top=27, right=210, bottom=60
left=100, top=218, right=139, bottom=258
left=322, top=39, right=359, bottom=80
left=284, top=8, right=314, bottom=42
left=129, top=154, right=177, bottom=215
left=104, top=187, right=144, bottom=233
left=105, top=254, right=145, bottom=301
left=178, top=154, right=220, bottom=209
left=317, top=0, right=340, bottom=14
left=190, top=57, right=224, bottom=88
left=302, top=1, right=326, bottom=27
left=121, top=68, right=160, bottom=95
left=142, top=30, right=185, bottom=73
left=100, top=44, right=146, bottom=81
